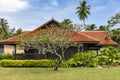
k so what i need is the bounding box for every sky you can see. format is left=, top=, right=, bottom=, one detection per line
left=0, top=0, right=120, bottom=31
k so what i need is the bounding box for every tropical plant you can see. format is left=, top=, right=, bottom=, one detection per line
left=111, top=28, right=120, bottom=46
left=0, top=18, right=9, bottom=40
left=98, top=25, right=108, bottom=31
left=9, top=28, right=23, bottom=37
left=98, top=46, right=120, bottom=66
left=61, top=19, right=73, bottom=27
left=0, top=18, right=23, bottom=40
left=85, top=24, right=96, bottom=31
left=108, top=12, right=120, bottom=28
left=76, top=0, right=90, bottom=29
left=71, top=51, right=98, bottom=67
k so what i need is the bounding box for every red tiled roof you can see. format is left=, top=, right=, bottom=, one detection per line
left=0, top=31, right=31, bottom=44
left=71, top=32, right=99, bottom=43
left=80, top=31, right=117, bottom=45
left=0, top=19, right=117, bottom=46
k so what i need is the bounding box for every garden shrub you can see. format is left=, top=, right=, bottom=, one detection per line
left=0, top=61, right=1, bottom=66
left=71, top=51, right=98, bottom=67
left=0, top=54, right=12, bottom=60
left=1, top=46, right=120, bottom=68
left=66, top=58, right=77, bottom=67
left=0, top=59, right=56, bottom=67
left=98, top=46, right=120, bottom=66
left=61, top=61, right=70, bottom=68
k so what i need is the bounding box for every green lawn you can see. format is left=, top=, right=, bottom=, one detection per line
left=0, top=67, right=120, bottom=80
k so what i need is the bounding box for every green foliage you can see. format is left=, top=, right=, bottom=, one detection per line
left=1, top=60, right=57, bottom=67
left=0, top=54, right=12, bottom=60
left=85, top=24, right=97, bottom=31
left=0, top=18, right=23, bottom=40
left=97, top=46, right=120, bottom=66
left=61, top=61, right=70, bottom=68
left=1, top=46, right=120, bottom=68
left=66, top=46, right=120, bottom=67
left=76, top=0, right=90, bottom=28
left=66, top=58, right=77, bottom=67
left=70, top=51, right=98, bottom=67
left=111, top=29, right=120, bottom=45
left=61, top=19, right=73, bottom=27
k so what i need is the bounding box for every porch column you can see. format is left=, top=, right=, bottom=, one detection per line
left=96, top=50, right=99, bottom=56
left=13, top=44, right=17, bottom=60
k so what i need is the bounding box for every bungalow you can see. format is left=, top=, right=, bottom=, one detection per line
left=0, top=19, right=117, bottom=59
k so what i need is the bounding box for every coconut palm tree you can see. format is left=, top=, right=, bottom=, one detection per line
left=76, top=0, right=90, bottom=30
left=86, top=24, right=96, bottom=31
left=0, top=18, right=9, bottom=39
left=0, top=18, right=8, bottom=32
left=98, top=25, right=108, bottom=31
left=61, top=19, right=73, bottom=27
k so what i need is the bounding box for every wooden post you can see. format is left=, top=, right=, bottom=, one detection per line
left=14, top=44, right=17, bottom=60
left=96, top=50, right=99, bottom=56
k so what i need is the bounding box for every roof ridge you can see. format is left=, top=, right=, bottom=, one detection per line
left=78, top=32, right=99, bottom=41
left=34, top=18, right=60, bottom=31
left=81, top=31, right=107, bottom=32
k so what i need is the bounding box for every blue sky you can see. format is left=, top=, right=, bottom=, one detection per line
left=0, top=0, right=120, bottom=30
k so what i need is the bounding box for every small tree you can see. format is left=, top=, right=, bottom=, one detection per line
left=19, top=26, right=78, bottom=71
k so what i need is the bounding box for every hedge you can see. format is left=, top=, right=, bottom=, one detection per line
left=0, top=60, right=57, bottom=67
left=1, top=46, right=120, bottom=68
left=0, top=54, right=12, bottom=60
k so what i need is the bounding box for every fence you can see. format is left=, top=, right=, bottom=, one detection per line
left=13, top=53, right=47, bottom=60
left=13, top=46, right=78, bottom=60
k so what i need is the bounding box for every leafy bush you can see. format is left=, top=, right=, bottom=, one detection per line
left=0, top=54, right=12, bottom=60
left=0, top=60, right=56, bottom=67
left=60, top=61, right=70, bottom=68
left=98, top=46, right=120, bottom=66
left=70, top=51, right=98, bottom=67
left=1, top=46, right=120, bottom=68
left=66, top=58, right=77, bottom=67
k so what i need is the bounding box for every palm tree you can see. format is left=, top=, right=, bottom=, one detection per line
left=76, top=0, right=90, bottom=29
left=86, top=24, right=96, bottom=31
left=98, top=25, right=108, bottom=31
left=61, top=19, right=73, bottom=27
left=0, top=18, right=9, bottom=39
left=0, top=18, right=8, bottom=32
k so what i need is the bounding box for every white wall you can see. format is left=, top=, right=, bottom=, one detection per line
left=4, top=45, right=24, bottom=54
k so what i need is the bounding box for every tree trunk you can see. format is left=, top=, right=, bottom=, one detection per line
left=54, top=52, right=62, bottom=71
left=54, top=59, right=62, bottom=71
left=61, top=48, right=65, bottom=60
left=83, top=19, right=86, bottom=30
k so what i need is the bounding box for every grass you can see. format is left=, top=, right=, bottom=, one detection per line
left=0, top=67, right=120, bottom=80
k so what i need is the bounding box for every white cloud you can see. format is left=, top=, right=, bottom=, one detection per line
left=51, top=0, right=58, bottom=6
left=0, top=0, right=29, bottom=13
left=91, top=6, right=106, bottom=13
left=44, top=6, right=54, bottom=10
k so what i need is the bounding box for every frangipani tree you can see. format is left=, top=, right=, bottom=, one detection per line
left=19, top=26, right=78, bottom=71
